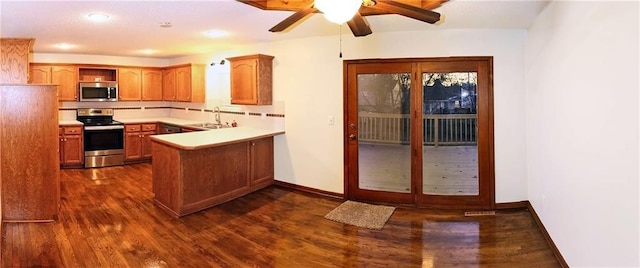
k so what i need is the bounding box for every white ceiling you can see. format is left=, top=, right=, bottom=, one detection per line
left=0, top=0, right=549, bottom=59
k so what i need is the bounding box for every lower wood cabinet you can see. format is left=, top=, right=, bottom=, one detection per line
left=250, top=137, right=274, bottom=191
left=125, top=123, right=157, bottom=161
left=152, top=136, right=275, bottom=218
left=59, top=126, right=84, bottom=167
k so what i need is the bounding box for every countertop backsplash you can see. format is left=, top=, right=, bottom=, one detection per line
left=58, top=100, right=285, bottom=131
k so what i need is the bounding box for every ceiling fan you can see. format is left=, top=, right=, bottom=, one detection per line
left=238, top=0, right=447, bottom=37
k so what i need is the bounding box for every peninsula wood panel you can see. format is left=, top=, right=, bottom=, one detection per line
left=151, top=142, right=181, bottom=215
left=152, top=137, right=274, bottom=218
left=0, top=38, right=33, bottom=83
left=181, top=142, right=250, bottom=208
left=0, top=85, right=59, bottom=222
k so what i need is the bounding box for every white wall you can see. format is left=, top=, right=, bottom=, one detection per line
left=179, top=29, right=529, bottom=201
left=273, top=30, right=529, bottom=200
left=33, top=53, right=170, bottom=67
left=525, top=1, right=639, bottom=266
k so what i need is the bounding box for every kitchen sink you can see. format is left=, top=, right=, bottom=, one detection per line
left=185, top=122, right=231, bottom=129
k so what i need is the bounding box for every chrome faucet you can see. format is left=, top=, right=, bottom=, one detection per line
left=214, top=106, right=221, bottom=125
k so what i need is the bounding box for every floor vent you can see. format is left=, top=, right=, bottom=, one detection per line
left=464, top=211, right=496, bottom=217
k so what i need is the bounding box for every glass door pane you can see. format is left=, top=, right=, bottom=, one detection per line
left=422, top=72, right=479, bottom=195
left=357, top=73, right=411, bottom=193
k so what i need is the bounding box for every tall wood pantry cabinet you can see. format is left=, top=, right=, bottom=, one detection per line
left=0, top=85, right=60, bottom=222
left=0, top=38, right=34, bottom=83
left=228, top=54, right=274, bottom=105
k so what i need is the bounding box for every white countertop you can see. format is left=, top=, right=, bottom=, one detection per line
left=60, top=117, right=285, bottom=149
left=59, top=117, right=202, bottom=126
left=150, top=126, right=284, bottom=150
left=59, top=120, right=83, bottom=126
left=116, top=117, right=202, bottom=125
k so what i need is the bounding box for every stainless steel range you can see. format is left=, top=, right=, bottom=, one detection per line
left=76, top=108, right=124, bottom=168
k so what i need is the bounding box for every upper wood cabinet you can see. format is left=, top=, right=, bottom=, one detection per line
left=118, top=68, right=142, bottom=101
left=30, top=65, right=51, bottom=83
left=29, top=64, right=78, bottom=101
left=162, top=68, right=176, bottom=101
left=0, top=38, right=34, bottom=83
left=119, top=68, right=163, bottom=101
left=78, top=67, right=117, bottom=82
left=25, top=62, right=204, bottom=103
left=163, top=64, right=204, bottom=103
left=142, top=69, right=163, bottom=101
left=52, top=66, right=78, bottom=101
left=228, top=54, right=274, bottom=105
left=175, top=66, right=192, bottom=102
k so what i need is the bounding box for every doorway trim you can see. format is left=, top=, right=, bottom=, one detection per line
left=343, top=57, right=495, bottom=209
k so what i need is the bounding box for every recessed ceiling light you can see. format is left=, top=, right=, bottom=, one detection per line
left=159, top=22, right=172, bottom=28
left=87, top=13, right=110, bottom=22
left=203, top=29, right=228, bottom=38
left=139, top=49, right=156, bottom=55
left=55, top=43, right=74, bottom=50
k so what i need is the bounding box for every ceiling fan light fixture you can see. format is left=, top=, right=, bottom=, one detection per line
left=314, top=0, right=361, bottom=24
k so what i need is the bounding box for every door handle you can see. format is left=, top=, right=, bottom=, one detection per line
left=349, top=134, right=356, bottom=140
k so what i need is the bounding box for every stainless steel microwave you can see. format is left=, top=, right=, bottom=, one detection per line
left=79, top=82, right=118, bottom=102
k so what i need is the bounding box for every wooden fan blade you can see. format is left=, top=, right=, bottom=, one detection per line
left=269, top=6, right=318, bottom=32
left=347, top=12, right=373, bottom=37
left=373, top=0, right=441, bottom=24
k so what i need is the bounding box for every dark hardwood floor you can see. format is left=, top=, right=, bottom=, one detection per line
left=2, top=163, right=560, bottom=267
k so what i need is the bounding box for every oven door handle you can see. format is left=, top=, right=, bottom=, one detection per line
left=84, top=125, right=125, bottom=130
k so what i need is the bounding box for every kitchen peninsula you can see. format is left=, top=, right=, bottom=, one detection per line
left=150, top=127, right=283, bottom=217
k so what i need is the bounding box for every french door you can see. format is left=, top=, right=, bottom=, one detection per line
left=344, top=57, right=494, bottom=209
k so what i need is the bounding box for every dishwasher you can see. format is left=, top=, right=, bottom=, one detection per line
left=160, top=124, right=182, bottom=134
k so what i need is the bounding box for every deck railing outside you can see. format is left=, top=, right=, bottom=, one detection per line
left=358, top=112, right=477, bottom=146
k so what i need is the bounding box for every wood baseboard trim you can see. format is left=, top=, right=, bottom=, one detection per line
left=274, top=180, right=344, bottom=200
left=524, top=201, right=569, bottom=268
left=495, top=201, right=529, bottom=210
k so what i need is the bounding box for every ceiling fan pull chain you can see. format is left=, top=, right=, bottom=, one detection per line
left=339, top=24, right=343, bottom=58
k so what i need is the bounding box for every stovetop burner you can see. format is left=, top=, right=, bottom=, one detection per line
left=79, top=118, right=123, bottom=126
left=76, top=108, right=122, bottom=127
